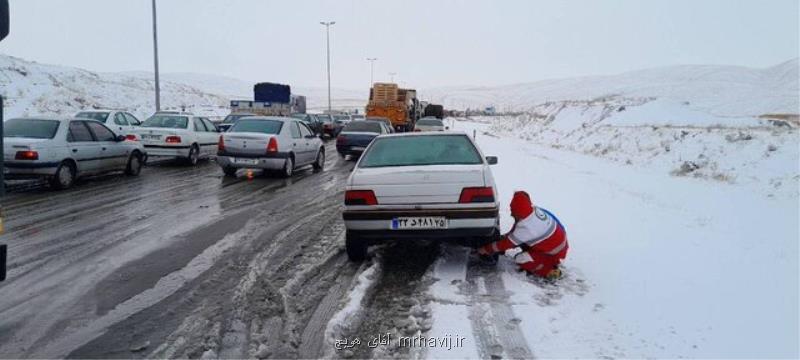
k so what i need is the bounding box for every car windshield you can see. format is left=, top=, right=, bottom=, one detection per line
left=3, top=118, right=61, bottom=139
left=230, top=119, right=283, bottom=134
left=418, top=119, right=443, bottom=126
left=223, top=114, right=253, bottom=124
left=359, top=135, right=483, bottom=168
left=343, top=121, right=382, bottom=133
left=75, top=112, right=109, bottom=122
left=141, top=115, right=189, bottom=129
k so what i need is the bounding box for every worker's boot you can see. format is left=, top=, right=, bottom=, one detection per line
left=545, top=267, right=562, bottom=281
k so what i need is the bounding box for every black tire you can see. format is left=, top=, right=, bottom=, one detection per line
left=186, top=145, right=199, bottom=166
left=337, top=151, right=345, bottom=158
left=313, top=149, right=325, bottom=171
left=282, top=156, right=294, bottom=178
left=345, top=232, right=367, bottom=262
left=222, top=166, right=237, bottom=177
left=125, top=152, right=143, bottom=176
left=49, top=161, right=75, bottom=190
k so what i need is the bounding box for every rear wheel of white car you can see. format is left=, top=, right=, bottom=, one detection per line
left=50, top=161, right=75, bottom=190
left=282, top=156, right=294, bottom=178
left=125, top=153, right=142, bottom=176
left=186, top=145, right=199, bottom=166
left=313, top=149, right=325, bottom=171
left=222, top=166, right=237, bottom=177
left=345, top=231, right=367, bottom=262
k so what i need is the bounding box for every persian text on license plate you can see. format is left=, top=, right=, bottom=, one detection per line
left=391, top=217, right=447, bottom=230
left=234, top=158, right=259, bottom=165
left=141, top=135, right=160, bottom=140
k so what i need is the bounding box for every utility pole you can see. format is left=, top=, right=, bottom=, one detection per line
left=367, top=57, right=377, bottom=86
left=151, top=0, right=161, bottom=112
left=320, top=21, right=335, bottom=113
left=389, top=72, right=397, bottom=83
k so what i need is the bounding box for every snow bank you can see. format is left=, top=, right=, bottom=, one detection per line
left=481, top=98, right=798, bottom=196
left=458, top=121, right=798, bottom=358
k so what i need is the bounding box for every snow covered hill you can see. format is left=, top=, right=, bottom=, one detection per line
left=421, top=59, right=799, bottom=117
left=0, top=54, right=229, bottom=120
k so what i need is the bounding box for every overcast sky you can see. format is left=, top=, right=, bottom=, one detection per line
left=1, top=0, right=798, bottom=89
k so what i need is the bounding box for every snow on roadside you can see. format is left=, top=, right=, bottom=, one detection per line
left=447, top=120, right=798, bottom=358
left=481, top=98, right=799, bottom=197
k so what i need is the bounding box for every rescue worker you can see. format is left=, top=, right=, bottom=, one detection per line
left=478, top=191, right=568, bottom=279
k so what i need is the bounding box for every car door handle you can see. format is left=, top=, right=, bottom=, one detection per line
left=72, top=149, right=78, bottom=153
left=102, top=147, right=107, bottom=151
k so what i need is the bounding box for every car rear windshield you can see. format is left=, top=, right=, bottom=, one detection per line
left=417, top=119, right=443, bottom=126
left=75, top=112, right=110, bottom=122
left=224, top=114, right=253, bottom=124
left=359, top=135, right=483, bottom=168
left=141, top=115, right=189, bottom=129
left=343, top=121, right=382, bottom=133
left=230, top=119, right=283, bottom=134
left=3, top=118, right=61, bottom=139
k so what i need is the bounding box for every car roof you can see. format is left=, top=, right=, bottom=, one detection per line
left=76, top=109, right=116, bottom=113
left=12, top=117, right=105, bottom=123
left=378, top=131, right=466, bottom=138
left=232, top=116, right=295, bottom=122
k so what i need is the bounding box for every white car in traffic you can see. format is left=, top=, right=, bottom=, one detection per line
left=133, top=112, right=219, bottom=165
left=74, top=110, right=142, bottom=139
left=342, top=132, right=500, bottom=261
left=3, top=117, right=146, bottom=189
left=414, top=117, right=447, bottom=132
left=217, top=116, right=325, bottom=177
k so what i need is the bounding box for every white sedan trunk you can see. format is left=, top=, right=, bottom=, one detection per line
left=350, top=165, right=486, bottom=204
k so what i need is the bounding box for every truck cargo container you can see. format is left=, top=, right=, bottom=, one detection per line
left=254, top=82, right=291, bottom=103
left=423, top=104, right=445, bottom=119
left=365, top=82, right=422, bottom=132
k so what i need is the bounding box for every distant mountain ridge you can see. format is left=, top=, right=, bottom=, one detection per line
left=2, top=54, right=797, bottom=118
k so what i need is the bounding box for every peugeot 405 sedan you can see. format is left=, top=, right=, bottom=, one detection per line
left=342, top=132, right=500, bottom=261
left=74, top=110, right=142, bottom=140
left=217, top=116, right=325, bottom=177
left=3, top=118, right=146, bottom=189
left=133, top=112, right=219, bottom=165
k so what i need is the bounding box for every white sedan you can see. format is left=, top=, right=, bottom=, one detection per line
left=414, top=117, right=447, bottom=132
left=342, top=132, right=500, bottom=261
left=133, top=112, right=220, bottom=165
left=74, top=110, right=143, bottom=139
left=217, top=116, right=325, bottom=177
left=3, top=117, right=146, bottom=189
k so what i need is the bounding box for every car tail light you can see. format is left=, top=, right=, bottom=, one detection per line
left=266, top=137, right=278, bottom=153
left=125, top=134, right=137, bottom=141
left=459, top=187, right=495, bottom=203
left=336, top=135, right=346, bottom=144
left=165, top=136, right=182, bottom=143
left=218, top=135, right=225, bottom=152
left=15, top=150, right=38, bottom=160
left=345, top=190, right=378, bottom=205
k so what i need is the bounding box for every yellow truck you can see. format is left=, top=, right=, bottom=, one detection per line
left=366, top=83, right=423, bottom=132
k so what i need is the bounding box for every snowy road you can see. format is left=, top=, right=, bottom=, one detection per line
left=0, top=120, right=797, bottom=359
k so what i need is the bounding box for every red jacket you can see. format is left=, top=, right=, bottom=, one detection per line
left=484, top=207, right=568, bottom=259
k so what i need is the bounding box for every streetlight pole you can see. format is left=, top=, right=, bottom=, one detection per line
left=389, top=72, right=397, bottom=83
left=151, top=0, right=161, bottom=112
left=367, top=57, right=377, bottom=86
left=320, top=21, right=335, bottom=113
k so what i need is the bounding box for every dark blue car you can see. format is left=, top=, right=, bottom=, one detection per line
left=336, top=120, right=391, bottom=158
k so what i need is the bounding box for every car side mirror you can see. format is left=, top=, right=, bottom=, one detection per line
left=305, top=134, right=316, bottom=139
left=115, top=135, right=126, bottom=142
left=486, top=156, right=498, bottom=165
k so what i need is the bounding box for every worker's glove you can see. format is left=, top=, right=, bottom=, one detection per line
left=477, top=244, right=493, bottom=256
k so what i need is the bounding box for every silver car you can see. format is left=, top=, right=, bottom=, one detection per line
left=414, top=117, right=447, bottom=132
left=217, top=116, right=325, bottom=177
left=3, top=118, right=147, bottom=189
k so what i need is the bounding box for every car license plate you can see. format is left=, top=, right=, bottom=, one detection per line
left=234, top=158, right=259, bottom=165
left=391, top=217, right=448, bottom=230
left=141, top=135, right=160, bottom=140
left=351, top=146, right=366, bottom=151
